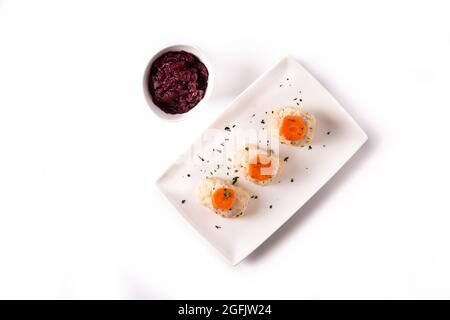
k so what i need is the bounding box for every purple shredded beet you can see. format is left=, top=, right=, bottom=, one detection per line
left=149, top=51, right=209, bottom=114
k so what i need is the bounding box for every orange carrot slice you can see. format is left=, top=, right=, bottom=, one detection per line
left=280, top=115, right=306, bottom=141
left=248, top=155, right=273, bottom=181
left=212, top=188, right=235, bottom=210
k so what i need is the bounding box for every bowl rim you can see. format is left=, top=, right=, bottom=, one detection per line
left=143, top=44, right=215, bottom=122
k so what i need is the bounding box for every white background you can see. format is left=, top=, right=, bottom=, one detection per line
left=0, top=0, right=449, bottom=299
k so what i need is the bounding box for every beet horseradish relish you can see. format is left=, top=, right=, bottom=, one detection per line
left=148, top=51, right=209, bottom=114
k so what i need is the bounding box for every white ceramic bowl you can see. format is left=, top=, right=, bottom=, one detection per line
left=143, top=44, right=214, bottom=121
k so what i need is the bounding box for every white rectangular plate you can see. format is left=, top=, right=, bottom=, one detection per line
left=157, top=57, right=367, bottom=265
